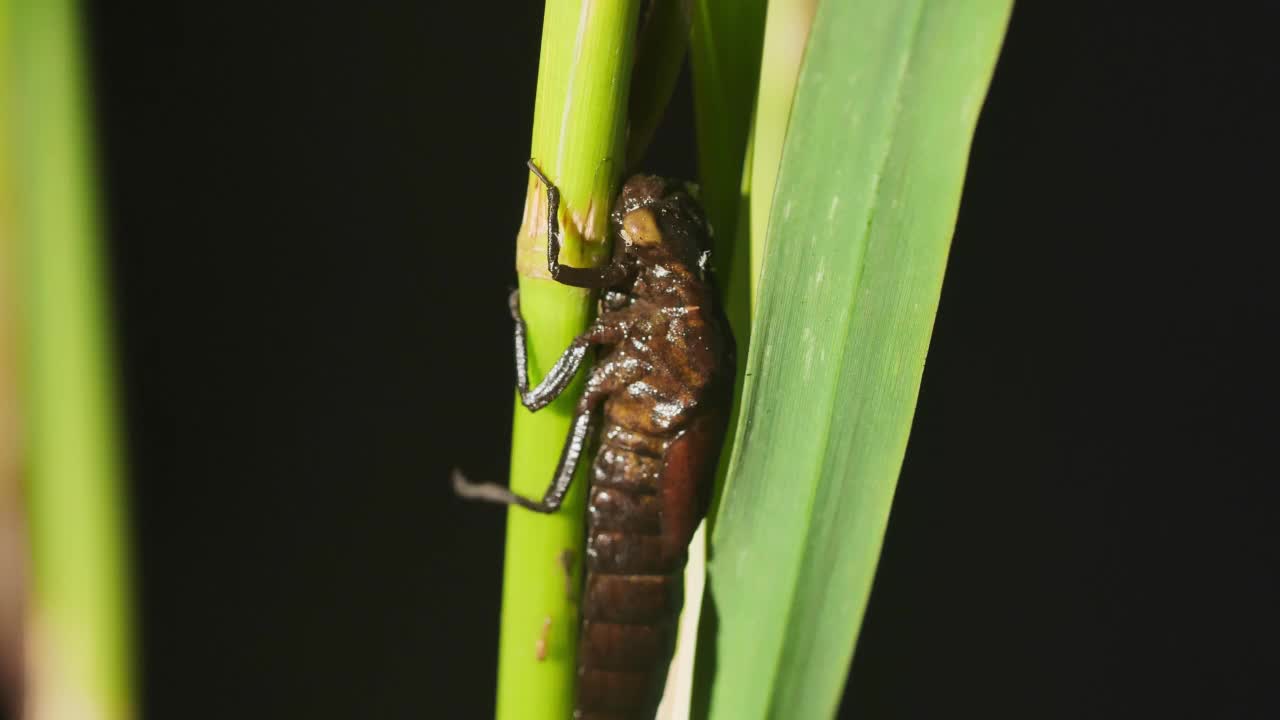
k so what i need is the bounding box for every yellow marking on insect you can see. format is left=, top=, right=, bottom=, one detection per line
left=622, top=207, right=662, bottom=247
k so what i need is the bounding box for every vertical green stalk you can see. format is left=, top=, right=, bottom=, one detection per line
left=684, top=4, right=767, bottom=717
left=699, top=0, right=816, bottom=525
left=0, top=1, right=27, bottom=709
left=7, top=0, right=135, bottom=717
left=688, top=0, right=767, bottom=269
left=625, top=0, right=692, bottom=171
left=686, top=0, right=767, bottom=515
left=745, top=0, right=817, bottom=311
left=686, top=5, right=813, bottom=710
left=499, top=2, right=641, bottom=719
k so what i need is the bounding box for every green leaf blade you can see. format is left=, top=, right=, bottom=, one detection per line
left=705, top=2, right=1012, bottom=718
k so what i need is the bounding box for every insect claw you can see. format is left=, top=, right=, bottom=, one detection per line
left=450, top=467, right=509, bottom=504
left=451, top=467, right=557, bottom=513
left=527, top=158, right=552, bottom=187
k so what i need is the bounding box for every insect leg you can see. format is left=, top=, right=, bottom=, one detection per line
left=510, top=289, right=590, bottom=411
left=527, top=159, right=628, bottom=289
left=451, top=404, right=597, bottom=514
left=510, top=289, right=626, bottom=412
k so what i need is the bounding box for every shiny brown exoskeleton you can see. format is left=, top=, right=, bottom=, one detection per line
left=456, top=161, right=735, bottom=719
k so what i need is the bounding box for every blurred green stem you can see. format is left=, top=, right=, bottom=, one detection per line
left=1, top=0, right=28, bottom=710
left=625, top=0, right=692, bottom=170
left=6, top=0, right=135, bottom=717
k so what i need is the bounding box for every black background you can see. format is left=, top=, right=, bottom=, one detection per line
left=63, top=1, right=1280, bottom=717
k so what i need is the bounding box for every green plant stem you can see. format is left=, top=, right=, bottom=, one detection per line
left=0, top=4, right=27, bottom=710
left=683, top=5, right=767, bottom=718
left=746, top=0, right=818, bottom=312
left=625, top=0, right=692, bottom=171
left=498, top=2, right=642, bottom=719
left=6, top=0, right=135, bottom=717
left=689, top=0, right=767, bottom=267
left=690, top=7, right=813, bottom=713
left=686, top=0, right=767, bottom=521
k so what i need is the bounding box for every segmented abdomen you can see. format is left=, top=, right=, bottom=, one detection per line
left=575, top=424, right=686, bottom=720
